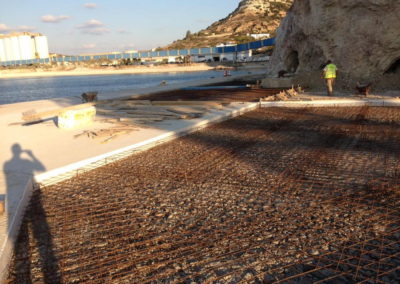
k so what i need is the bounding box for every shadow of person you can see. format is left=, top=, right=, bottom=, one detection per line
left=3, top=144, right=61, bottom=283
left=3, top=144, right=45, bottom=218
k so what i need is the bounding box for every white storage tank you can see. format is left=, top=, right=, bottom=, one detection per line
left=34, top=36, right=49, bottom=59
left=18, top=35, right=35, bottom=60
left=4, top=37, right=13, bottom=61
left=0, top=38, right=6, bottom=62
left=10, top=36, right=21, bottom=61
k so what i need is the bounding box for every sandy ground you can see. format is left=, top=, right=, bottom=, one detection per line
left=0, top=63, right=268, bottom=79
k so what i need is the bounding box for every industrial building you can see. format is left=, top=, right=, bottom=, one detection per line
left=1, top=38, right=275, bottom=66
left=0, top=32, right=49, bottom=62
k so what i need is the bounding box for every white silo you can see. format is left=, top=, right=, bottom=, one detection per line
left=31, top=36, right=37, bottom=58
left=18, top=35, right=35, bottom=60
left=0, top=38, right=6, bottom=62
left=34, top=36, right=49, bottom=59
left=4, top=37, right=13, bottom=61
left=10, top=36, right=21, bottom=61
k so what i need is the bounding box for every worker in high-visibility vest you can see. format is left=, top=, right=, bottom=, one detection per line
left=323, top=60, right=338, bottom=96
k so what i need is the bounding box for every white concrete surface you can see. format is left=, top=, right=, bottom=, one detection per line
left=261, top=98, right=400, bottom=108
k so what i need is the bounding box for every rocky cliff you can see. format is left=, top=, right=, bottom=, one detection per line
left=166, top=0, right=293, bottom=49
left=268, top=0, right=400, bottom=90
left=205, top=0, right=293, bottom=35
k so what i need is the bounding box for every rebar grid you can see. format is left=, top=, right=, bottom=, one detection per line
left=131, top=88, right=283, bottom=102
left=7, top=107, right=400, bottom=283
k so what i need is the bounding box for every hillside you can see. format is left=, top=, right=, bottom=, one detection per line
left=165, top=0, right=293, bottom=50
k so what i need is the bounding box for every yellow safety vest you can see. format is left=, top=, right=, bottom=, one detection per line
left=325, top=64, right=337, bottom=79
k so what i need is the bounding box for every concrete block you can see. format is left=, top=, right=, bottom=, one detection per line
left=58, top=106, right=96, bottom=129
left=366, top=100, right=384, bottom=107
left=260, top=99, right=400, bottom=108
left=261, top=99, right=369, bottom=108
left=383, top=99, right=400, bottom=107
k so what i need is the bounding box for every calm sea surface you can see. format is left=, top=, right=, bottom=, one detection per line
left=0, top=70, right=250, bottom=105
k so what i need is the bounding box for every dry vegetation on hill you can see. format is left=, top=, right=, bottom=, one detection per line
left=165, top=0, right=293, bottom=49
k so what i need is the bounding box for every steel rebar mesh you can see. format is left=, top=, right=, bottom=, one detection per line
left=130, top=88, right=283, bottom=102
left=7, top=107, right=400, bottom=283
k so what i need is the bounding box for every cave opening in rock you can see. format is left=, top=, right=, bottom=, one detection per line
left=385, top=58, right=400, bottom=74
left=286, top=51, right=299, bottom=73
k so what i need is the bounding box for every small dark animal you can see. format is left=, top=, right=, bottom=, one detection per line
left=355, top=83, right=372, bottom=96
left=278, top=70, right=288, bottom=78
left=82, top=92, right=98, bottom=102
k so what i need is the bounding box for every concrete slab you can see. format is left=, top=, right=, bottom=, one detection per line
left=290, top=91, right=400, bottom=101
left=0, top=86, right=259, bottom=279
left=261, top=99, right=367, bottom=108
left=261, top=98, right=400, bottom=108
left=383, top=99, right=400, bottom=107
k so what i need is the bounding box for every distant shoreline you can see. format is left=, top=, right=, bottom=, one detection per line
left=0, top=63, right=225, bottom=79
left=0, top=62, right=268, bottom=79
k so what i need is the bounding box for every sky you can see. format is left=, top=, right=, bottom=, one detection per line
left=0, top=0, right=242, bottom=55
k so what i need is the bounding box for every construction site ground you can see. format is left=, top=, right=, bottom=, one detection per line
left=1, top=77, right=270, bottom=280
left=128, top=86, right=400, bottom=106
left=131, top=88, right=283, bottom=102
left=6, top=106, right=400, bottom=283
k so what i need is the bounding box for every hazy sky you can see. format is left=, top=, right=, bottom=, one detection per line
left=0, top=0, right=242, bottom=55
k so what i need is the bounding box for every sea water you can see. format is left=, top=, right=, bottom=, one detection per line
left=0, top=70, right=250, bottom=105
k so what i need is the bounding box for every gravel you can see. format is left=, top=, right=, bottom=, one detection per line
left=6, top=106, right=400, bottom=283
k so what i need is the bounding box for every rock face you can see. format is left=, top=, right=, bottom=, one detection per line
left=268, top=0, right=400, bottom=90
left=166, top=0, right=293, bottom=49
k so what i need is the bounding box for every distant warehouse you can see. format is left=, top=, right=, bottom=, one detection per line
left=0, top=32, right=49, bottom=62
